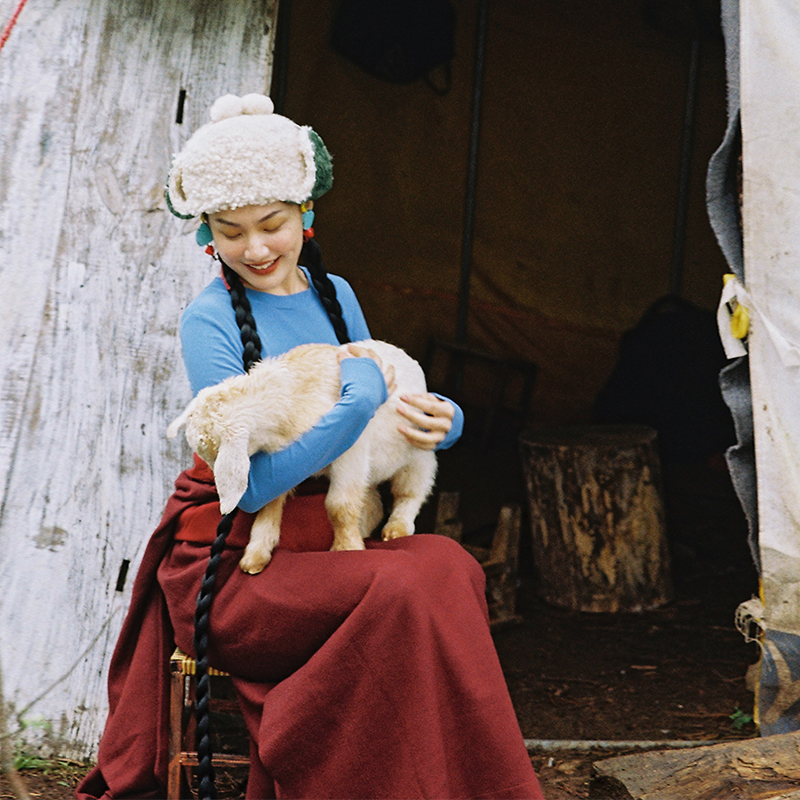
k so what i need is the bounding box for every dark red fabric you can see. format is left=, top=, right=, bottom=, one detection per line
left=174, top=456, right=333, bottom=550
left=76, top=460, right=543, bottom=800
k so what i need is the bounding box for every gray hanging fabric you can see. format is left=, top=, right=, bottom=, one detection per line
left=705, top=0, right=759, bottom=571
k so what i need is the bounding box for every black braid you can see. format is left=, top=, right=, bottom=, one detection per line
left=192, top=510, right=236, bottom=800
left=301, top=238, right=351, bottom=345
left=193, top=262, right=264, bottom=800
left=192, top=242, right=347, bottom=799
left=222, top=262, right=264, bottom=372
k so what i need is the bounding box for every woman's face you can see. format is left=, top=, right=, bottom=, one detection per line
left=207, top=201, right=309, bottom=294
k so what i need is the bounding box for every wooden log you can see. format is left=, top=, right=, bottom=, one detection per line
left=434, top=493, right=522, bottom=628
left=519, top=424, right=673, bottom=612
left=590, top=731, right=800, bottom=800
left=434, top=490, right=463, bottom=542
left=482, top=503, right=523, bottom=628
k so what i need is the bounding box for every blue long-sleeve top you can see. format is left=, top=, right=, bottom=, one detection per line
left=180, top=269, right=463, bottom=513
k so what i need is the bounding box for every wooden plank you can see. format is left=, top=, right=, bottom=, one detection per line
left=483, top=503, right=522, bottom=628
left=590, top=731, right=800, bottom=800
left=435, top=493, right=522, bottom=628
left=0, top=0, right=278, bottom=759
left=434, top=490, right=463, bottom=542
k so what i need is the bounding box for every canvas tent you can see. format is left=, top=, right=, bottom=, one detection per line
left=0, top=0, right=798, bottom=759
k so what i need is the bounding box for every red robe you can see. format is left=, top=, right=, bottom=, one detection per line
left=76, top=457, right=543, bottom=799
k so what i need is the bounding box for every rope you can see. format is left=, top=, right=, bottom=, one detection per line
left=0, top=0, right=29, bottom=54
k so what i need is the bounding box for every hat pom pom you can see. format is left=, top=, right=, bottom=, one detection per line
left=210, top=94, right=244, bottom=122
left=241, top=94, right=274, bottom=115
left=210, top=93, right=274, bottom=123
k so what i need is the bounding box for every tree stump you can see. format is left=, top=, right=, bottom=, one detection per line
left=518, top=424, right=673, bottom=612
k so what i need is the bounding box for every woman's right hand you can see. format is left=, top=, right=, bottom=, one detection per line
left=338, top=343, right=397, bottom=396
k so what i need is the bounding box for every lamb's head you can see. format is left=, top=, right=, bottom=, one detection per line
left=167, top=387, right=252, bottom=515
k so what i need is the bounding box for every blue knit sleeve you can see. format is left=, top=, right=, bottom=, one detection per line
left=433, top=394, right=464, bottom=451
left=237, top=357, right=387, bottom=512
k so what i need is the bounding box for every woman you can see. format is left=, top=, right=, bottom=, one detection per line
left=77, top=93, right=543, bottom=800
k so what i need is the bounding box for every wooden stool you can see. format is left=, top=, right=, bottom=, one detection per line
left=168, top=648, right=250, bottom=799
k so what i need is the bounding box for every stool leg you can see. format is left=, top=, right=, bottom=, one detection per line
left=167, top=671, right=185, bottom=800
left=181, top=675, right=196, bottom=798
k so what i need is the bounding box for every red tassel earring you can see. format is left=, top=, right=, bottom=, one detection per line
left=301, top=203, right=315, bottom=241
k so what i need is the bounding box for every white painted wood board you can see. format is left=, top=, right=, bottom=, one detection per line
left=0, top=0, right=278, bottom=758
left=740, top=1, right=800, bottom=635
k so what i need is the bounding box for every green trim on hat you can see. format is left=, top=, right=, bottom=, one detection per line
left=165, top=174, right=196, bottom=220
left=309, top=129, right=333, bottom=200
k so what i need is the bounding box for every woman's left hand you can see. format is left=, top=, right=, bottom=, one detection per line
left=396, top=393, right=454, bottom=450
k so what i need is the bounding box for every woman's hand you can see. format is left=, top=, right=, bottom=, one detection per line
left=338, top=346, right=454, bottom=449
left=338, top=343, right=397, bottom=395
left=396, top=393, right=454, bottom=450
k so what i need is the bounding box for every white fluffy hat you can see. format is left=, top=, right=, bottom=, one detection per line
left=166, top=93, right=333, bottom=218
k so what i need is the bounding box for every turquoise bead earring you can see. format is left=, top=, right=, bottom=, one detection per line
left=196, top=221, right=213, bottom=246
left=301, top=202, right=315, bottom=241
left=196, top=220, right=216, bottom=256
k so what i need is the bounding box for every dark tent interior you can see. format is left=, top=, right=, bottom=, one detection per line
left=277, top=0, right=746, bottom=561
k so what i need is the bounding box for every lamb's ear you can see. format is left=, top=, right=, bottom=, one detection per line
left=214, top=430, right=251, bottom=515
left=166, top=397, right=198, bottom=439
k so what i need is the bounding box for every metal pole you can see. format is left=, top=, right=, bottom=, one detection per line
left=455, top=0, right=489, bottom=345
left=525, top=738, right=737, bottom=753
left=670, top=36, right=701, bottom=296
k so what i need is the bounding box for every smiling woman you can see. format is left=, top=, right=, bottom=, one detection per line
left=206, top=202, right=309, bottom=294
left=75, top=92, right=542, bottom=800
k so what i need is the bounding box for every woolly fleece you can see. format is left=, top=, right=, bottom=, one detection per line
left=166, top=94, right=332, bottom=218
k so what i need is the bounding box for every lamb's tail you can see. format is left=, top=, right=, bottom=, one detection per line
left=166, top=397, right=199, bottom=439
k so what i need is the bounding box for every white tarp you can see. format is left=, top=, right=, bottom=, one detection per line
left=740, top=2, right=800, bottom=633
left=725, top=0, right=800, bottom=732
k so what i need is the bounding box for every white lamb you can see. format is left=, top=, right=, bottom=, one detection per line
left=167, top=340, right=438, bottom=574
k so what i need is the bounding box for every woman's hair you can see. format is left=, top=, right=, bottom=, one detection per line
left=299, top=237, right=350, bottom=346
left=179, top=92, right=342, bottom=800
left=220, top=262, right=264, bottom=371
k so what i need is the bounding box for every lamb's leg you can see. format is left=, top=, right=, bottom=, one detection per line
left=326, top=452, right=369, bottom=552
left=361, top=486, right=384, bottom=540
left=382, top=452, right=438, bottom=541
left=239, top=494, right=287, bottom=574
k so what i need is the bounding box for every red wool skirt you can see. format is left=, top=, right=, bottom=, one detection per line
left=76, top=457, right=543, bottom=799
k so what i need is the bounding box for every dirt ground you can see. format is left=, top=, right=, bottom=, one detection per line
left=1, top=425, right=761, bottom=800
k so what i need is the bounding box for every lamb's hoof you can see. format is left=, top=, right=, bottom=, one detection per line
left=239, top=550, right=271, bottom=574
left=381, top=522, right=412, bottom=541
left=330, top=537, right=366, bottom=552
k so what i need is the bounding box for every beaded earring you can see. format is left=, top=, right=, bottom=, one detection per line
left=301, top=202, right=315, bottom=241
left=196, top=220, right=216, bottom=256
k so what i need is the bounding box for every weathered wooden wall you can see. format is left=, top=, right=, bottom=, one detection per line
left=0, top=0, right=278, bottom=758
